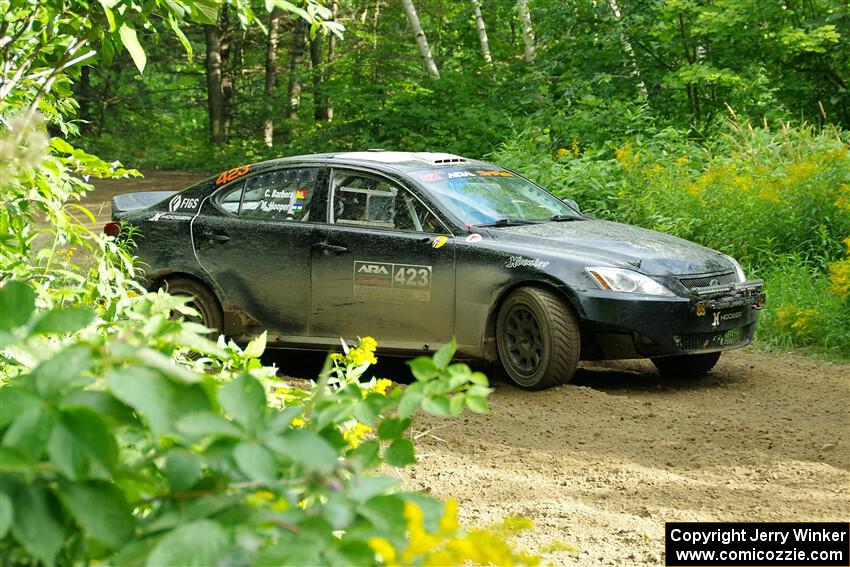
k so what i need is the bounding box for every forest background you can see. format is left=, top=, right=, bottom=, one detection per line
left=75, top=0, right=850, bottom=356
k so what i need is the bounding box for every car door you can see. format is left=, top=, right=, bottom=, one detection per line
left=192, top=166, right=326, bottom=339
left=310, top=169, right=456, bottom=349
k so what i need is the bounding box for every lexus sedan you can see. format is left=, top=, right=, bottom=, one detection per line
left=108, top=151, right=765, bottom=389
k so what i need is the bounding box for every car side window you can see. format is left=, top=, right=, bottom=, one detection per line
left=220, top=168, right=320, bottom=221
left=331, top=172, right=441, bottom=233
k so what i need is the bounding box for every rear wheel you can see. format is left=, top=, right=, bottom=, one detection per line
left=160, top=277, right=223, bottom=334
left=651, top=351, right=721, bottom=378
left=496, top=287, right=581, bottom=390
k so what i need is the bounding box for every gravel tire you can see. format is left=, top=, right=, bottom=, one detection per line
left=160, top=277, right=223, bottom=334
left=651, top=351, right=721, bottom=378
left=496, top=287, right=581, bottom=390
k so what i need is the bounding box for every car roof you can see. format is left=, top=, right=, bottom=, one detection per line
left=252, top=151, right=494, bottom=174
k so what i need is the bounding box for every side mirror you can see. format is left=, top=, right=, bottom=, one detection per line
left=562, top=198, right=581, bottom=213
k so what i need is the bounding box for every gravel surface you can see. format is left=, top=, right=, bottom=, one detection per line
left=405, top=349, right=850, bottom=565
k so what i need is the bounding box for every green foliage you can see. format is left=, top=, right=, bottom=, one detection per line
left=0, top=278, right=527, bottom=565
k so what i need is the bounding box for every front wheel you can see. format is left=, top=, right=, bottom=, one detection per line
left=651, top=351, right=721, bottom=378
left=496, top=287, right=581, bottom=390
left=160, top=277, right=223, bottom=334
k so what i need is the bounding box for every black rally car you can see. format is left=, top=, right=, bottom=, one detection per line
left=109, top=151, right=765, bottom=389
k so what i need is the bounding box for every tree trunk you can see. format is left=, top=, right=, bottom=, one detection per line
left=310, top=31, right=327, bottom=121
left=401, top=0, right=440, bottom=79
left=263, top=9, right=281, bottom=147
left=204, top=23, right=225, bottom=143
left=517, top=0, right=535, bottom=63
left=220, top=7, right=236, bottom=141
left=326, top=0, right=338, bottom=121
left=287, top=18, right=307, bottom=120
left=608, top=0, right=647, bottom=98
left=472, top=0, right=493, bottom=64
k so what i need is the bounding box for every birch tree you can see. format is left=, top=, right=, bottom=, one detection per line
left=473, top=0, right=493, bottom=64
left=287, top=18, right=307, bottom=119
left=608, top=0, right=647, bottom=98
left=517, top=0, right=535, bottom=62
left=263, top=9, right=281, bottom=147
left=401, top=0, right=440, bottom=79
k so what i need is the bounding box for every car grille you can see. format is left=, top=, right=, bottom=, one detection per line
left=679, top=271, right=738, bottom=290
left=673, top=327, right=745, bottom=351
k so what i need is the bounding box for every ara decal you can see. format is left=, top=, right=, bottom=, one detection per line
left=215, top=165, right=251, bottom=186
left=432, top=235, right=449, bottom=249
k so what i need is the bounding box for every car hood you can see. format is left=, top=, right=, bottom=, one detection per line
left=494, top=219, right=731, bottom=276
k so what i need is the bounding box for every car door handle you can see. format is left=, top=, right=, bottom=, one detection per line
left=203, top=231, right=231, bottom=242
left=313, top=242, right=349, bottom=254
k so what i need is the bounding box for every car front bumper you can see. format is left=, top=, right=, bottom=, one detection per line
left=573, top=281, right=765, bottom=359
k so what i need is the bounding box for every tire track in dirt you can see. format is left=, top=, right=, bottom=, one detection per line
left=406, top=349, right=849, bottom=565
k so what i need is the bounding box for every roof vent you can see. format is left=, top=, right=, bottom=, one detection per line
left=412, top=152, right=469, bottom=165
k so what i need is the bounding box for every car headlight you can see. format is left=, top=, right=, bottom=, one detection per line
left=724, top=255, right=746, bottom=282
left=585, top=267, right=675, bottom=296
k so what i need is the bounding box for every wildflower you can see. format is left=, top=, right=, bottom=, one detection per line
left=556, top=147, right=569, bottom=158
left=343, top=422, right=372, bottom=447
left=372, top=378, right=393, bottom=395
left=571, top=138, right=580, bottom=155
left=368, top=537, right=399, bottom=566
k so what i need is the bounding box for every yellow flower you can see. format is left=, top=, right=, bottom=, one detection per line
left=571, top=138, right=581, bottom=155
left=556, top=147, right=569, bottom=158
left=291, top=417, right=306, bottom=428
left=439, top=499, right=459, bottom=535
left=371, top=378, right=393, bottom=395
left=343, top=422, right=372, bottom=447
left=369, top=537, right=399, bottom=566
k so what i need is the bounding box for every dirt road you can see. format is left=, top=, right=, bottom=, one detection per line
left=406, top=350, right=850, bottom=565
left=88, top=173, right=849, bottom=565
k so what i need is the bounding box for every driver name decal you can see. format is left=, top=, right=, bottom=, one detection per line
left=354, top=261, right=432, bottom=302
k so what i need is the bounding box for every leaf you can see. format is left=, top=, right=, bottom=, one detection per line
left=107, top=367, right=176, bottom=436
left=2, top=407, right=54, bottom=461
left=218, top=374, right=266, bottom=431
left=188, top=0, right=220, bottom=24
left=398, top=382, right=423, bottom=419
left=433, top=338, right=457, bottom=369
left=265, top=430, right=337, bottom=473
left=119, top=24, right=146, bottom=73
left=242, top=331, right=267, bottom=359
left=176, top=411, right=243, bottom=438
left=377, top=417, right=411, bottom=441
left=449, top=393, right=466, bottom=416
left=50, top=137, right=75, bottom=154
left=58, top=481, right=135, bottom=549
left=10, top=485, right=66, bottom=565
left=466, top=395, right=490, bottom=413
left=348, top=476, right=399, bottom=503
left=99, top=1, right=116, bottom=31
left=0, top=386, right=40, bottom=428
left=384, top=438, right=415, bottom=467
left=0, top=281, right=35, bottom=330
left=48, top=408, right=117, bottom=481
left=234, top=442, right=277, bottom=481
left=145, top=519, right=229, bottom=567
left=32, top=344, right=93, bottom=396
left=407, top=356, right=439, bottom=382
left=0, top=492, right=12, bottom=538
left=421, top=395, right=451, bottom=416
left=167, top=14, right=193, bottom=61
left=165, top=449, right=203, bottom=491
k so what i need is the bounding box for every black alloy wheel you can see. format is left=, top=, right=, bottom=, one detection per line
left=496, top=287, right=581, bottom=390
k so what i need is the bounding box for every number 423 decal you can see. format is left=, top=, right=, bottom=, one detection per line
left=215, top=165, right=250, bottom=185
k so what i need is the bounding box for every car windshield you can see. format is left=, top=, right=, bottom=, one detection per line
left=411, top=168, right=581, bottom=225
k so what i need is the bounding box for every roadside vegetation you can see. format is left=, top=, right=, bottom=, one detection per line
left=70, top=0, right=850, bottom=357
left=0, top=1, right=538, bottom=565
